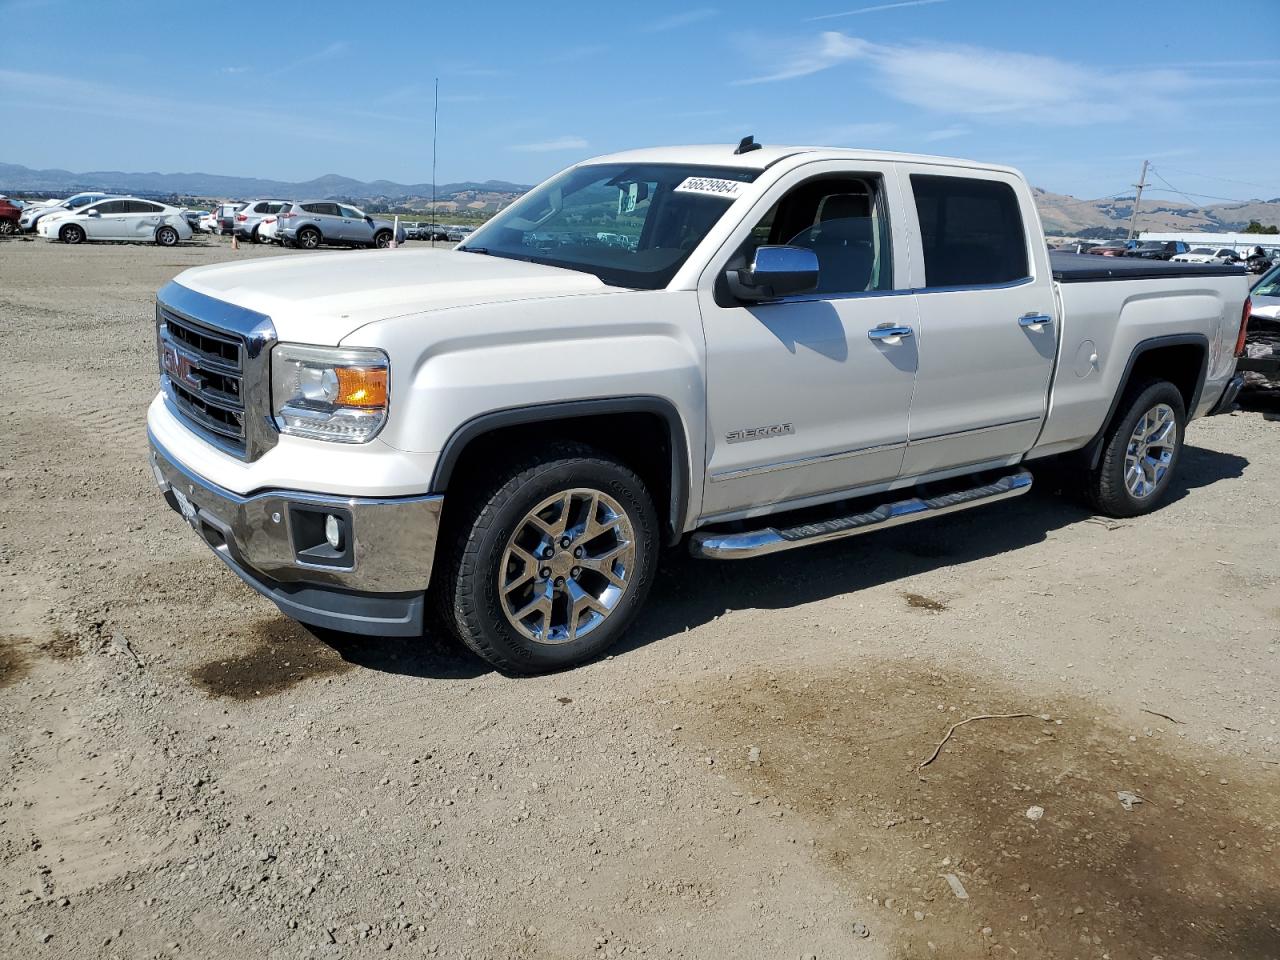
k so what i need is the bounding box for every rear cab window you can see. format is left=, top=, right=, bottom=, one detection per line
left=909, top=174, right=1030, bottom=288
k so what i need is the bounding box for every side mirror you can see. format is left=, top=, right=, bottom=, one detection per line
left=86, top=209, right=100, bottom=217
left=726, top=245, right=819, bottom=301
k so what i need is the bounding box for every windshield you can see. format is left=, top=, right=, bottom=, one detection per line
left=459, top=163, right=759, bottom=289
left=1253, top=263, right=1280, bottom=298
left=1137, top=241, right=1165, bottom=250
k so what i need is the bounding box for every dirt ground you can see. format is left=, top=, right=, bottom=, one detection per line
left=1, top=237, right=1277, bottom=960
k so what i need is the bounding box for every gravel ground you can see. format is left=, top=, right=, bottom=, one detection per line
left=1, top=237, right=1277, bottom=959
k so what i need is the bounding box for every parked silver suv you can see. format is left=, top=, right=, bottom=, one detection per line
left=277, top=201, right=407, bottom=250
left=233, top=199, right=291, bottom=242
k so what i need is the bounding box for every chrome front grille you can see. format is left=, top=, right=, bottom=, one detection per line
left=155, top=281, right=278, bottom=461
left=160, top=308, right=247, bottom=451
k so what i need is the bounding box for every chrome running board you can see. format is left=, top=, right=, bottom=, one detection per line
left=689, top=469, right=1033, bottom=560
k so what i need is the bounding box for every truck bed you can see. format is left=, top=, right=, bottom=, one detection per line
left=1050, top=252, right=1247, bottom=283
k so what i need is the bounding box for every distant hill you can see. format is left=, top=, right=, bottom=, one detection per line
left=0, top=161, right=530, bottom=204
left=3, top=160, right=1278, bottom=236
left=1033, top=186, right=1280, bottom=237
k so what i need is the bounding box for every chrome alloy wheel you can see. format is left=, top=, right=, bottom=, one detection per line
left=499, top=488, right=636, bottom=645
left=1124, top=402, right=1177, bottom=499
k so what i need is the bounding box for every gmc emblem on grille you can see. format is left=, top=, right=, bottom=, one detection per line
left=162, top=345, right=205, bottom=391
left=726, top=422, right=795, bottom=444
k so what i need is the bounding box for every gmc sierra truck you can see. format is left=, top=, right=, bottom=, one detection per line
left=147, top=141, right=1251, bottom=673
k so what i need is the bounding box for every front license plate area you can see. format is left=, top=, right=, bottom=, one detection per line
left=172, top=487, right=199, bottom=528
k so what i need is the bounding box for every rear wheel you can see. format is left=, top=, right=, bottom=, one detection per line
left=437, top=444, right=659, bottom=674
left=1086, top=380, right=1185, bottom=517
left=297, top=227, right=321, bottom=250
left=60, top=224, right=85, bottom=244
left=250, top=224, right=262, bottom=243
left=155, top=225, right=179, bottom=247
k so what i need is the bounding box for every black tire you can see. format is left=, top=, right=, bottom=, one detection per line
left=373, top=230, right=392, bottom=248
left=0, top=219, right=16, bottom=236
left=60, top=224, right=85, bottom=244
left=1086, top=379, right=1186, bottom=518
left=297, top=227, right=322, bottom=250
left=436, top=443, right=659, bottom=674
left=250, top=224, right=262, bottom=244
left=155, top=226, right=179, bottom=247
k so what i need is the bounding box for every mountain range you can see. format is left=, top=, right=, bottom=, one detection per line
left=0, top=161, right=530, bottom=204
left=3, top=161, right=1278, bottom=236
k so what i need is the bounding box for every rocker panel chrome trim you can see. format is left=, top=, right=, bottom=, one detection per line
left=690, top=469, right=1033, bottom=559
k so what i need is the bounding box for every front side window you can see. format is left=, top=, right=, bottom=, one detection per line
left=729, top=175, right=894, bottom=295
left=910, top=174, right=1030, bottom=288
left=95, top=200, right=127, bottom=214
left=460, top=163, right=759, bottom=289
left=67, top=195, right=101, bottom=210
left=339, top=205, right=363, bottom=219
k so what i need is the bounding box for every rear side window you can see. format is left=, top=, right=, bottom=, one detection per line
left=302, top=202, right=339, bottom=216
left=910, top=175, right=1029, bottom=288
left=129, top=200, right=163, bottom=213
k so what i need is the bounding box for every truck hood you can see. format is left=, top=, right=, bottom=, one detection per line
left=172, top=249, right=616, bottom=344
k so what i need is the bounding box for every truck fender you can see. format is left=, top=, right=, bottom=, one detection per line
left=1082, top=333, right=1209, bottom=470
left=430, top=396, right=691, bottom=547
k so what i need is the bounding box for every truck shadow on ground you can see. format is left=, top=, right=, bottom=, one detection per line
left=289, top=443, right=1246, bottom=681
left=616, top=442, right=1248, bottom=661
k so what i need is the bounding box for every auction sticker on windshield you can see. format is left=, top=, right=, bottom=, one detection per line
left=674, top=177, right=746, bottom=199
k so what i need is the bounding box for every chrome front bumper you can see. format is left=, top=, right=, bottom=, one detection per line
left=148, top=434, right=443, bottom=636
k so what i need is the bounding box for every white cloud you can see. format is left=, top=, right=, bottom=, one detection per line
left=645, top=8, right=718, bottom=31
left=921, top=124, right=970, bottom=141
left=735, top=33, right=872, bottom=85
left=808, top=0, right=947, bottom=21
left=735, top=32, right=1191, bottom=125
left=509, top=136, right=589, bottom=153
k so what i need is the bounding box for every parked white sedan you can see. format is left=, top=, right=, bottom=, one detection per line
left=38, top=197, right=193, bottom=246
left=257, top=214, right=281, bottom=243
left=1171, top=247, right=1241, bottom=265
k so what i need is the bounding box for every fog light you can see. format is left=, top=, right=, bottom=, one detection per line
left=324, top=514, right=342, bottom=549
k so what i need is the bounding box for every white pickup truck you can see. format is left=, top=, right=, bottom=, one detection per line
left=147, top=141, right=1251, bottom=673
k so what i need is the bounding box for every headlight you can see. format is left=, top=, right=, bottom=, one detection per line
left=271, top=344, right=389, bottom=443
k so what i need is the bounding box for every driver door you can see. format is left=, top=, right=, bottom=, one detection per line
left=83, top=200, right=127, bottom=239
left=698, top=161, right=919, bottom=520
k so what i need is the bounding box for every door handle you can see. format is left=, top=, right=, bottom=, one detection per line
left=1019, top=313, right=1053, bottom=329
left=867, top=325, right=914, bottom=343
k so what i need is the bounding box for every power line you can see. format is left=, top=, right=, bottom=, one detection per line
left=1154, top=164, right=1280, bottom=197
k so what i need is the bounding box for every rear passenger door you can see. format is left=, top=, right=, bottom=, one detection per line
left=339, top=205, right=373, bottom=245
left=898, top=166, right=1057, bottom=477
left=126, top=200, right=166, bottom=240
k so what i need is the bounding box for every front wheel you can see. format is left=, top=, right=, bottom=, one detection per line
left=60, top=224, right=86, bottom=244
left=155, top=225, right=179, bottom=247
left=0, top=219, right=16, bottom=235
left=1086, top=380, right=1185, bottom=517
left=437, top=444, right=659, bottom=674
left=373, top=230, right=392, bottom=248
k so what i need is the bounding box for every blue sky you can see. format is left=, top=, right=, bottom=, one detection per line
left=3, top=0, right=1277, bottom=202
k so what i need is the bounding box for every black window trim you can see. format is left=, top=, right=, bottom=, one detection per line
left=712, top=169, right=902, bottom=306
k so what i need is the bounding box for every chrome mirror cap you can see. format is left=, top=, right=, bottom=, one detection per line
left=726, top=244, right=819, bottom=301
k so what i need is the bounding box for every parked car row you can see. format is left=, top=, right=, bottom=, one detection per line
left=3, top=189, right=477, bottom=251
left=1052, top=238, right=1279, bottom=273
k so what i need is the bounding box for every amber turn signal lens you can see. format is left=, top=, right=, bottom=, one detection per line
left=334, top=366, right=388, bottom=407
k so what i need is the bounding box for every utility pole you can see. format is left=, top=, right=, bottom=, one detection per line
left=431, top=77, right=439, bottom=248
left=1126, top=159, right=1149, bottom=241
